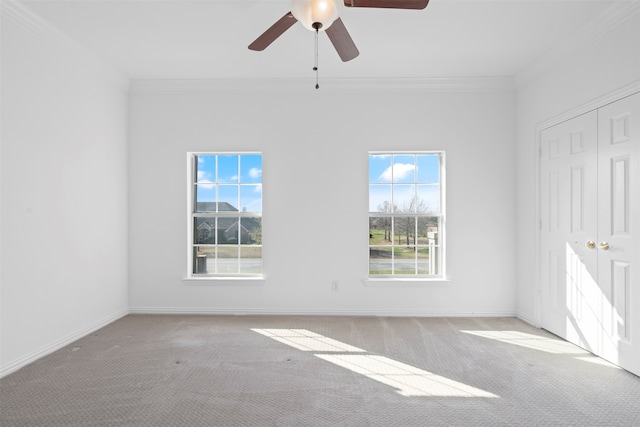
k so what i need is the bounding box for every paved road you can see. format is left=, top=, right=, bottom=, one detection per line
left=204, top=258, right=262, bottom=274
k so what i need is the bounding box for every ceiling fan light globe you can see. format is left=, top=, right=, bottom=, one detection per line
left=291, top=0, right=340, bottom=31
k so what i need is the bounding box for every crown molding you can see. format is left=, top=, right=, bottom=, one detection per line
left=515, top=0, right=640, bottom=89
left=1, top=0, right=129, bottom=92
left=536, top=80, right=640, bottom=132
left=129, top=76, right=515, bottom=95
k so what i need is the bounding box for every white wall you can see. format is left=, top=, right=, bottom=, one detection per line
left=128, top=81, right=516, bottom=316
left=515, top=13, right=640, bottom=324
left=0, top=3, right=129, bottom=376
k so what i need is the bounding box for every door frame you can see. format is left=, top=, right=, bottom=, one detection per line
left=534, top=80, right=640, bottom=328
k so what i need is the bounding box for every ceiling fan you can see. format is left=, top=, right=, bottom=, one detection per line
left=248, top=0, right=430, bottom=63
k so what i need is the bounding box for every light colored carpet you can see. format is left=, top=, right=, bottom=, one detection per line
left=1, top=315, right=639, bottom=426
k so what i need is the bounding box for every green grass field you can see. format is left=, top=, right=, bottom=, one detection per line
left=369, top=230, right=430, bottom=259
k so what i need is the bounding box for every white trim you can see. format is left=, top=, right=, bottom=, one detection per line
left=129, top=307, right=516, bottom=318
left=1, top=0, right=129, bottom=92
left=533, top=81, right=640, bottom=328
left=537, top=81, right=640, bottom=132
left=130, top=77, right=515, bottom=95
left=516, top=312, right=538, bottom=328
left=363, top=278, right=450, bottom=287
left=0, top=308, right=129, bottom=378
left=516, top=1, right=640, bottom=89
left=183, top=277, right=265, bottom=285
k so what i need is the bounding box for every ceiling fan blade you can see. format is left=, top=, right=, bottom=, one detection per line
left=248, top=12, right=298, bottom=51
left=343, top=0, right=429, bottom=9
left=325, top=18, right=359, bottom=62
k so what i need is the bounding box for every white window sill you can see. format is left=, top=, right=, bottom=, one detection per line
left=183, top=276, right=266, bottom=285
left=363, top=277, right=450, bottom=287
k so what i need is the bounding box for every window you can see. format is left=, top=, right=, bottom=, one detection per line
left=369, top=152, right=444, bottom=278
left=188, top=153, right=262, bottom=276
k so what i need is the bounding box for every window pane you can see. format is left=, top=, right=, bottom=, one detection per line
left=418, top=245, right=439, bottom=275
left=195, top=155, right=216, bottom=184
left=394, top=245, right=416, bottom=275
left=195, top=184, right=216, bottom=212
left=393, top=216, right=416, bottom=247
left=240, top=185, right=262, bottom=213
left=393, top=184, right=415, bottom=212
left=369, top=217, right=392, bottom=245
left=369, top=154, right=392, bottom=183
left=193, top=246, right=214, bottom=274
left=419, top=216, right=439, bottom=275
left=240, top=154, right=262, bottom=184
left=392, top=155, right=415, bottom=183
left=416, top=217, right=436, bottom=245
left=240, top=217, right=262, bottom=245
left=240, top=247, right=262, bottom=274
left=417, top=247, right=430, bottom=274
left=417, top=154, right=440, bottom=183
left=218, top=217, right=239, bottom=244
left=217, top=246, right=239, bottom=274
left=369, top=247, right=392, bottom=275
left=369, top=184, right=392, bottom=212
left=219, top=185, right=239, bottom=211
left=218, top=155, right=239, bottom=183
left=417, top=185, right=440, bottom=213
left=194, top=217, right=216, bottom=244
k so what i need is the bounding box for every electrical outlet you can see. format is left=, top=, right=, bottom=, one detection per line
left=331, top=280, right=339, bottom=292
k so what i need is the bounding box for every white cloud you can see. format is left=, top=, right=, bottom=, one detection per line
left=197, top=171, right=215, bottom=189
left=220, top=175, right=238, bottom=182
left=249, top=168, right=262, bottom=179
left=254, top=184, right=262, bottom=193
left=198, top=179, right=215, bottom=190
left=379, top=163, right=415, bottom=182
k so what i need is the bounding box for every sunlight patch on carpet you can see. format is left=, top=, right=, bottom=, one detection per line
left=253, top=328, right=498, bottom=398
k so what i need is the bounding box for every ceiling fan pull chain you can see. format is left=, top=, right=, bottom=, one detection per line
left=314, top=27, right=320, bottom=89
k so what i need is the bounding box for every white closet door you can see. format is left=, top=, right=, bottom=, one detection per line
left=597, top=93, right=639, bottom=375
left=540, top=111, right=599, bottom=352
left=540, top=92, right=639, bottom=376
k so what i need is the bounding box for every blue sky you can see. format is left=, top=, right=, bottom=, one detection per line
left=369, top=154, right=441, bottom=213
left=194, top=153, right=440, bottom=214
left=195, top=154, right=262, bottom=212
left=369, top=154, right=440, bottom=183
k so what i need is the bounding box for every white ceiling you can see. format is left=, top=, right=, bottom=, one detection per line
left=19, top=0, right=624, bottom=80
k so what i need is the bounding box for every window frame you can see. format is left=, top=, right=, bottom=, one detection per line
left=186, top=152, right=263, bottom=279
left=368, top=151, right=446, bottom=280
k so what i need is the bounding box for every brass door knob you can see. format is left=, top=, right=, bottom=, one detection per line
left=600, top=242, right=610, bottom=250
left=585, top=241, right=596, bottom=249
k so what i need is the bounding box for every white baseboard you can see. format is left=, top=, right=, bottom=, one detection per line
left=129, top=306, right=517, bottom=318
left=516, top=311, right=539, bottom=328
left=0, top=308, right=129, bottom=378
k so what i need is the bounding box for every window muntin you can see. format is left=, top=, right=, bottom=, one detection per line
left=189, top=153, right=262, bottom=276
left=369, top=152, right=444, bottom=277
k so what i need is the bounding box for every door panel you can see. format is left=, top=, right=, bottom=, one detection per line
left=540, top=111, right=598, bottom=350
left=597, top=93, right=639, bottom=375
